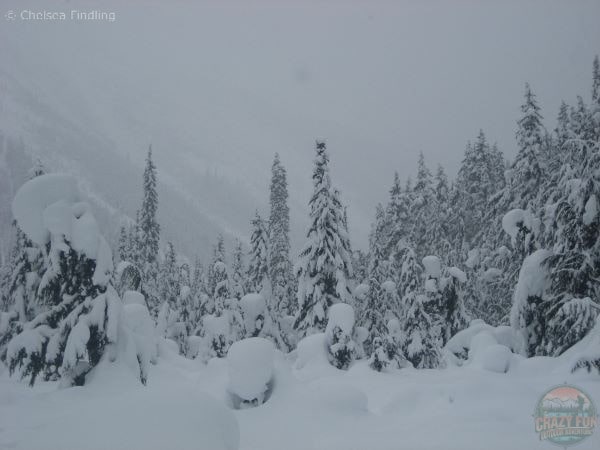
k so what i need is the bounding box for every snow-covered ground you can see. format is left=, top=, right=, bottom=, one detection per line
left=1, top=340, right=598, bottom=450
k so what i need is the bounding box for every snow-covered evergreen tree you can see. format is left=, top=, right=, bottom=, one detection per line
left=230, top=238, right=246, bottom=301
left=402, top=293, right=441, bottom=369
left=209, top=236, right=230, bottom=315
left=159, top=242, right=180, bottom=309
left=363, top=204, right=397, bottom=353
left=268, top=153, right=294, bottom=316
left=294, top=141, right=353, bottom=337
left=247, top=213, right=270, bottom=295
left=456, top=131, right=495, bottom=245
left=5, top=175, right=132, bottom=386
left=513, top=83, right=546, bottom=210
left=410, top=152, right=436, bottom=259
left=138, top=146, right=161, bottom=316
left=384, top=172, right=411, bottom=257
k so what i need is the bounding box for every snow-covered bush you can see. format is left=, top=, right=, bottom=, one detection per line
left=240, top=293, right=267, bottom=337
left=368, top=318, right=407, bottom=372
left=443, top=319, right=524, bottom=369
left=324, top=303, right=357, bottom=370
left=510, top=249, right=552, bottom=356
left=369, top=337, right=391, bottom=372
left=200, top=314, right=231, bottom=360
left=227, top=337, right=275, bottom=409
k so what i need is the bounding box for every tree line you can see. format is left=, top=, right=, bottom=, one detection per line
left=0, top=56, right=599, bottom=385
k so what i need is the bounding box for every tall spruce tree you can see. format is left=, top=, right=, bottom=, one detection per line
left=294, top=141, right=353, bottom=337
left=410, top=153, right=436, bottom=259
left=513, top=83, right=546, bottom=210
left=139, top=146, right=160, bottom=315
left=268, top=153, right=294, bottom=315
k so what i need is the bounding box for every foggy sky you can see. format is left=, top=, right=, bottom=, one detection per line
left=1, top=0, right=599, bottom=250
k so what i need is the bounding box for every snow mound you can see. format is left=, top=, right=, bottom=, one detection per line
left=123, top=303, right=154, bottom=338
left=444, top=319, right=524, bottom=367
left=422, top=255, right=441, bottom=278
left=448, top=267, right=466, bottom=283
left=294, top=333, right=339, bottom=380
left=240, top=293, right=266, bottom=332
left=381, top=280, right=396, bottom=294
left=501, top=208, right=539, bottom=242
left=480, top=344, right=512, bottom=373
left=465, top=249, right=479, bottom=269
left=583, top=194, right=598, bottom=225
left=387, top=318, right=401, bottom=335
left=424, top=278, right=437, bottom=293
left=227, top=338, right=274, bottom=403
left=11, top=174, right=80, bottom=245
left=353, top=283, right=369, bottom=300
left=325, top=303, right=355, bottom=336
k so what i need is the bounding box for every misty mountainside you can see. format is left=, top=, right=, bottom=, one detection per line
left=0, top=65, right=265, bottom=258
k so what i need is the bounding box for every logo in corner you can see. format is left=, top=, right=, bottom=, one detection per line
left=534, top=383, right=597, bottom=447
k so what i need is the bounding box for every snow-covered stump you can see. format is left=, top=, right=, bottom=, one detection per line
left=227, top=337, right=275, bottom=409
left=325, top=303, right=357, bottom=370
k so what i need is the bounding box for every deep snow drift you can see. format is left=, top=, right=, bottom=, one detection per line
left=1, top=329, right=599, bottom=450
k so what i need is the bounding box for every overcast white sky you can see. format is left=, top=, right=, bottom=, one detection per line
left=1, top=0, right=599, bottom=249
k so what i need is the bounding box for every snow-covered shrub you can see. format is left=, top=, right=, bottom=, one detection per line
left=324, top=303, right=356, bottom=370
left=5, top=174, right=141, bottom=386
left=510, top=249, right=552, bottom=356
left=240, top=293, right=267, bottom=337
left=200, top=314, right=231, bottom=360
left=368, top=318, right=407, bottom=372
left=422, top=255, right=442, bottom=279
left=155, top=302, right=186, bottom=355
left=369, top=337, right=391, bottom=372
left=443, top=319, right=524, bottom=368
left=227, top=337, right=275, bottom=409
